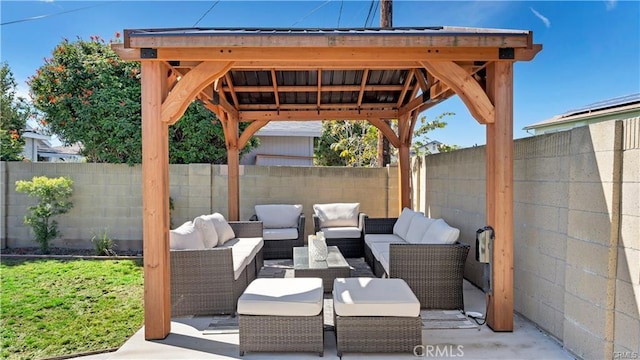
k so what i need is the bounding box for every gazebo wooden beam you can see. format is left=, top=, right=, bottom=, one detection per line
left=113, top=45, right=539, bottom=63
left=239, top=109, right=399, bottom=122
left=421, top=61, right=495, bottom=124
left=126, top=32, right=531, bottom=48
left=161, top=61, right=234, bottom=125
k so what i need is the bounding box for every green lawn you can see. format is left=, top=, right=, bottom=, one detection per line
left=1, top=258, right=144, bottom=360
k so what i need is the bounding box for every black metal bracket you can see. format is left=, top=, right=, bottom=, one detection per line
left=210, top=92, right=220, bottom=105
left=140, top=48, right=158, bottom=59
left=422, top=91, right=430, bottom=102
left=168, top=60, right=180, bottom=67
left=498, top=48, right=515, bottom=60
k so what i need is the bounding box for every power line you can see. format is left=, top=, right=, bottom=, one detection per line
left=291, top=0, right=332, bottom=27
left=192, top=0, right=221, bottom=27
left=364, top=0, right=375, bottom=28
left=1, top=2, right=117, bottom=26
left=368, top=1, right=380, bottom=28
left=337, top=0, right=344, bottom=27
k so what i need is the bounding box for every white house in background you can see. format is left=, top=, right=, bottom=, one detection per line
left=240, top=121, right=322, bottom=166
left=523, top=93, right=640, bottom=135
left=21, top=130, right=51, bottom=162
left=21, top=124, right=84, bottom=162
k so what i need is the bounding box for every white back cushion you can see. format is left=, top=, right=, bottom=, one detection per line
left=201, top=213, right=236, bottom=245
left=170, top=221, right=205, bottom=250
left=255, top=204, right=302, bottom=229
left=193, top=215, right=219, bottom=248
left=421, top=218, right=460, bottom=244
left=313, top=203, right=360, bottom=228
left=404, top=215, right=436, bottom=243
left=393, top=207, right=419, bottom=239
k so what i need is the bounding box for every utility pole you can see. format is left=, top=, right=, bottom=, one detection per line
left=377, top=0, right=392, bottom=167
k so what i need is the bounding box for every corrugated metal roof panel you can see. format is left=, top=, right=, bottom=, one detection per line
left=128, top=26, right=530, bottom=37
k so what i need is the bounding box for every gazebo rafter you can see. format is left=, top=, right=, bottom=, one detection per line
left=112, top=26, right=541, bottom=340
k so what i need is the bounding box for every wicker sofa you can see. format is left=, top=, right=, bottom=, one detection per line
left=169, top=215, right=264, bottom=316
left=249, top=204, right=305, bottom=259
left=364, top=208, right=470, bottom=310
left=312, top=203, right=366, bottom=258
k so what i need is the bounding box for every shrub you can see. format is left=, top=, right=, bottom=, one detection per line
left=15, top=176, right=74, bottom=253
left=92, top=230, right=117, bottom=256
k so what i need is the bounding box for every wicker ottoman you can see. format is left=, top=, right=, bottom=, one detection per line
left=333, top=277, right=422, bottom=357
left=238, top=278, right=324, bottom=357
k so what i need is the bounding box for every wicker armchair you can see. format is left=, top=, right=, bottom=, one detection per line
left=364, top=217, right=470, bottom=310
left=170, top=221, right=263, bottom=316
left=249, top=213, right=305, bottom=259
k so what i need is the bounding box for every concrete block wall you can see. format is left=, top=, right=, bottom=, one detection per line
left=4, top=162, right=145, bottom=250
left=614, top=117, right=640, bottom=357
left=234, top=165, right=391, bottom=237
left=513, top=131, right=571, bottom=341
left=1, top=163, right=393, bottom=250
left=419, top=147, right=487, bottom=287
left=415, top=120, right=639, bottom=359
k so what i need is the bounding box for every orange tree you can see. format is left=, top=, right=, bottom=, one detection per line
left=1, top=62, right=31, bottom=161
left=29, top=36, right=256, bottom=164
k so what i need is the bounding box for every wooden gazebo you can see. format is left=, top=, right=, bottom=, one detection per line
left=113, top=27, right=541, bottom=339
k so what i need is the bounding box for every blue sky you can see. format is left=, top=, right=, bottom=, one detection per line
left=1, top=0, right=639, bottom=148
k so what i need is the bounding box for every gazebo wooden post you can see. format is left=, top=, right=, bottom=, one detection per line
left=485, top=61, right=515, bottom=331
left=225, top=112, right=240, bottom=221
left=141, top=61, right=171, bottom=340
left=397, top=113, right=412, bottom=210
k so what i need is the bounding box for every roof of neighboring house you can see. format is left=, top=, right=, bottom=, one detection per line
left=21, top=131, right=51, bottom=141
left=524, top=93, right=640, bottom=130
left=255, top=121, right=322, bottom=137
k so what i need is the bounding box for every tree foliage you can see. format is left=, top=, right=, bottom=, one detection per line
left=412, top=112, right=456, bottom=156
left=15, top=176, right=74, bottom=253
left=28, top=37, right=256, bottom=165
left=315, top=112, right=459, bottom=167
left=315, top=120, right=378, bottom=167
left=0, top=62, right=31, bottom=161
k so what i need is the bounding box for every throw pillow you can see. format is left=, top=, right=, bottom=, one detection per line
left=420, top=218, right=460, bottom=244
left=393, top=207, right=419, bottom=239
left=169, top=221, right=205, bottom=250
left=201, top=213, right=236, bottom=245
left=313, top=203, right=360, bottom=228
left=404, top=214, right=436, bottom=243
left=193, top=215, right=219, bottom=248
left=255, top=204, right=302, bottom=229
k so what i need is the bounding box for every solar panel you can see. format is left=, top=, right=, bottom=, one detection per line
left=562, top=93, right=640, bottom=117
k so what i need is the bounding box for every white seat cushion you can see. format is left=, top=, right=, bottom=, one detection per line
left=200, top=213, right=236, bottom=245
left=321, top=226, right=361, bottom=239
left=364, top=234, right=404, bottom=246
left=169, top=221, right=205, bottom=250
left=393, top=208, right=420, bottom=239
left=231, top=249, right=249, bottom=280
left=234, top=237, right=264, bottom=260
left=263, top=227, right=298, bottom=240
left=369, top=242, right=392, bottom=263
left=333, top=278, right=420, bottom=317
left=193, top=215, right=219, bottom=248
left=237, top=278, right=324, bottom=316
left=404, top=215, right=436, bottom=243
left=313, top=203, right=360, bottom=228
left=255, top=204, right=302, bottom=229
left=217, top=238, right=263, bottom=279
left=421, top=218, right=460, bottom=244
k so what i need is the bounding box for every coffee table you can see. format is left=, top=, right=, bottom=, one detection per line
left=293, top=246, right=351, bottom=292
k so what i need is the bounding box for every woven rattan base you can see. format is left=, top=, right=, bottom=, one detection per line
left=239, top=313, right=324, bottom=356
left=334, top=315, right=422, bottom=357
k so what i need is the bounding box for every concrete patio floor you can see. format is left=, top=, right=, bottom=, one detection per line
left=74, top=260, right=576, bottom=360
